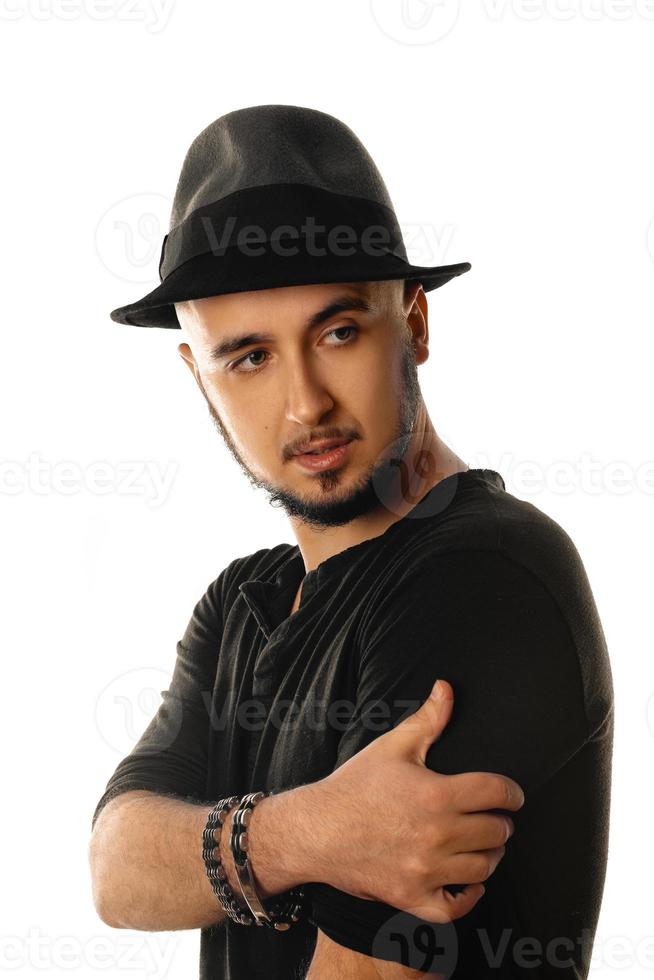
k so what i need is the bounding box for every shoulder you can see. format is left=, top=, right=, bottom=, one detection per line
left=356, top=546, right=569, bottom=658
left=357, top=484, right=612, bottom=734
left=368, top=481, right=578, bottom=612
left=357, top=480, right=604, bottom=669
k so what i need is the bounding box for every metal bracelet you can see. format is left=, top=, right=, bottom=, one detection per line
left=202, top=796, right=255, bottom=926
left=229, top=791, right=306, bottom=931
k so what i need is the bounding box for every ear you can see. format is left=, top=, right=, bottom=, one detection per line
left=404, top=285, right=429, bottom=366
left=177, top=342, right=194, bottom=369
left=177, top=343, right=203, bottom=389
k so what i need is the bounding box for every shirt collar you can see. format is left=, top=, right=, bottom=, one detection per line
left=238, top=549, right=305, bottom=640
left=237, top=468, right=505, bottom=638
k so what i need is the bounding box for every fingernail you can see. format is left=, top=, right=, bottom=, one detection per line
left=430, top=680, right=443, bottom=700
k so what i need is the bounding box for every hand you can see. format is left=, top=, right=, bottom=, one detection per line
left=311, top=678, right=525, bottom=923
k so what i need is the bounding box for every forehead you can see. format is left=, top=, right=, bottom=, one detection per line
left=177, top=279, right=399, bottom=341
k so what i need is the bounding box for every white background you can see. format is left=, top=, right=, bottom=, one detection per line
left=1, top=1, right=652, bottom=976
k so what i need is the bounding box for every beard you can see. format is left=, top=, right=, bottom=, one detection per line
left=196, top=334, right=422, bottom=530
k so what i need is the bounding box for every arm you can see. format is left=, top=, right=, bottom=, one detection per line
left=90, top=567, right=231, bottom=834
left=307, top=930, right=430, bottom=980
left=90, top=790, right=224, bottom=930
left=88, top=555, right=334, bottom=930
left=304, top=548, right=595, bottom=976
left=89, top=552, right=480, bottom=930
left=89, top=555, right=508, bottom=936
left=89, top=782, right=323, bottom=930
left=91, top=685, right=516, bottom=932
left=89, top=561, right=234, bottom=925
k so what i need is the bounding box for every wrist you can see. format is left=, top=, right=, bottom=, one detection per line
left=242, top=783, right=328, bottom=899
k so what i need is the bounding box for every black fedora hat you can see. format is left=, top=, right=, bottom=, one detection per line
left=110, top=105, right=471, bottom=329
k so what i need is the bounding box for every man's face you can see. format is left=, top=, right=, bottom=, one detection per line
left=175, top=279, right=428, bottom=529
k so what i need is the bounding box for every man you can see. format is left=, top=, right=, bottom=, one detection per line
left=89, top=106, right=613, bottom=979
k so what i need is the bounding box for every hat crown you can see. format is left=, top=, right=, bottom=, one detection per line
left=109, top=103, right=471, bottom=328
left=170, top=104, right=397, bottom=231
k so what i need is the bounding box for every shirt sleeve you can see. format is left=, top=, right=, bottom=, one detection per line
left=90, top=564, right=231, bottom=832
left=306, top=547, right=591, bottom=967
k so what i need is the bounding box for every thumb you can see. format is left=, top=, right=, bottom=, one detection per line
left=387, top=679, right=454, bottom=765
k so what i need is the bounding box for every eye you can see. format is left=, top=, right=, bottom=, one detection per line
left=232, top=349, right=267, bottom=373
left=325, top=325, right=357, bottom=345
left=229, top=325, right=358, bottom=374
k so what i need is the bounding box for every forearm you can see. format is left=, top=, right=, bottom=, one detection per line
left=89, top=784, right=325, bottom=932
left=90, top=791, right=225, bottom=931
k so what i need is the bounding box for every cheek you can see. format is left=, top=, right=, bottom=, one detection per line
left=209, top=381, right=262, bottom=427
left=341, top=341, right=396, bottom=394
left=341, top=352, right=403, bottom=454
left=355, top=345, right=403, bottom=411
left=214, top=385, right=280, bottom=456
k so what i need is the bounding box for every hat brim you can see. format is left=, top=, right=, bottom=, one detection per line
left=109, top=246, right=471, bottom=329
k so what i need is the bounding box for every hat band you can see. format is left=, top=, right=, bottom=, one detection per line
left=159, top=183, right=408, bottom=281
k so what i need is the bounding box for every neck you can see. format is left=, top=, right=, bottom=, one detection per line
left=289, top=407, right=468, bottom=576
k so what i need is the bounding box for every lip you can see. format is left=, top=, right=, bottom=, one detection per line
left=293, top=438, right=350, bottom=456
left=293, top=439, right=353, bottom=471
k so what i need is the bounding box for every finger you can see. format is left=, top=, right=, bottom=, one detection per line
left=446, top=771, right=526, bottom=813
left=446, top=812, right=514, bottom=853
left=438, top=845, right=507, bottom=886
left=400, top=882, right=486, bottom=925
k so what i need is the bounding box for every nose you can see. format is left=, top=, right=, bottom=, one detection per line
left=284, top=360, right=335, bottom=429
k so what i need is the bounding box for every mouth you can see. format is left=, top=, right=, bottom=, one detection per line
left=293, top=438, right=351, bottom=456
left=293, top=439, right=353, bottom=471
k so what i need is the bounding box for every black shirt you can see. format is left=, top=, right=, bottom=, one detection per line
left=91, top=468, right=614, bottom=979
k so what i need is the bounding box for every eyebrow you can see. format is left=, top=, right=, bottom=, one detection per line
left=207, top=293, right=374, bottom=362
